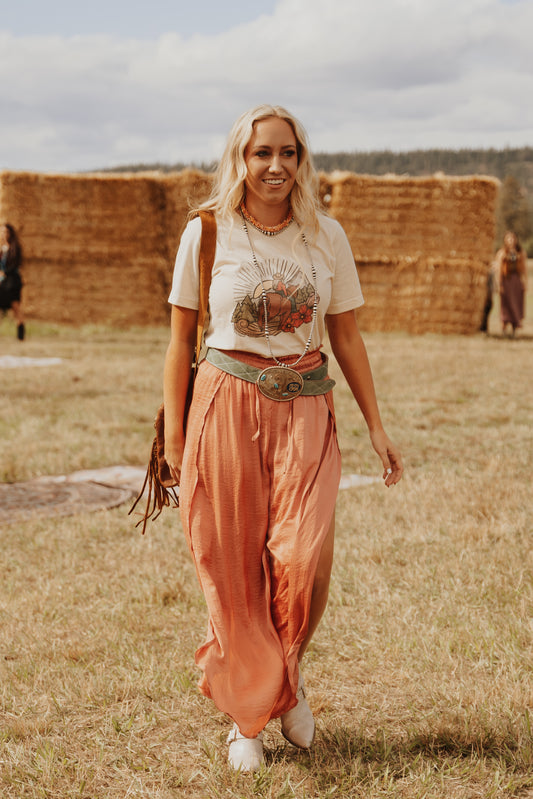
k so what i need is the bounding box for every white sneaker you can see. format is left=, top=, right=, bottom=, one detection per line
left=227, top=723, right=264, bottom=772
left=281, top=670, right=315, bottom=748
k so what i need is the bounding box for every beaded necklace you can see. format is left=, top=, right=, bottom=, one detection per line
left=241, top=210, right=318, bottom=400
left=239, top=202, right=294, bottom=236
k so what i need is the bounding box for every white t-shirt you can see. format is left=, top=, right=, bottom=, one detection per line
left=168, top=212, right=364, bottom=358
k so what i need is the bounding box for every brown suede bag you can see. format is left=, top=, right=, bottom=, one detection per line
left=129, top=210, right=217, bottom=533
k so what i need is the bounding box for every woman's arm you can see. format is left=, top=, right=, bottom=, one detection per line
left=495, top=249, right=506, bottom=291
left=163, top=305, right=198, bottom=482
left=326, top=309, right=403, bottom=486
left=519, top=250, right=528, bottom=290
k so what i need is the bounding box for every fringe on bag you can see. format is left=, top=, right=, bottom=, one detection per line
left=129, top=210, right=216, bottom=535
left=128, top=404, right=180, bottom=535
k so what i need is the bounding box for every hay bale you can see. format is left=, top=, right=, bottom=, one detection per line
left=0, top=170, right=213, bottom=327
left=0, top=168, right=498, bottom=334
left=160, top=169, right=213, bottom=281
left=327, top=172, right=499, bottom=334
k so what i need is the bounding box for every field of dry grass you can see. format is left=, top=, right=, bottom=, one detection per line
left=1, top=278, right=532, bottom=798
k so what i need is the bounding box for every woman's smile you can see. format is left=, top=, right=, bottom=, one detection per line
left=244, top=116, right=298, bottom=224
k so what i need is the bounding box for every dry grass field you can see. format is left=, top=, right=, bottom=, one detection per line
left=1, top=274, right=532, bottom=798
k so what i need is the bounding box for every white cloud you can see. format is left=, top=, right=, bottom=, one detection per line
left=0, top=0, right=532, bottom=172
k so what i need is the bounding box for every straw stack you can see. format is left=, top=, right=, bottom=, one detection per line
left=325, top=172, right=499, bottom=334
left=160, top=169, right=214, bottom=279
left=0, top=169, right=498, bottom=333
left=0, top=170, right=214, bottom=326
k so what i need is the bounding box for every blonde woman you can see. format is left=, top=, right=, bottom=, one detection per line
left=163, top=105, right=403, bottom=771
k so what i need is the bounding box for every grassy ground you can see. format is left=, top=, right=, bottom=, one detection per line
left=1, top=276, right=532, bottom=798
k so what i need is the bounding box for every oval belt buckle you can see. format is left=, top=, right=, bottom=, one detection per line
left=256, top=366, right=304, bottom=401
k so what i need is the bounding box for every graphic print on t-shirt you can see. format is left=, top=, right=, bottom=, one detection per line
left=232, top=257, right=318, bottom=338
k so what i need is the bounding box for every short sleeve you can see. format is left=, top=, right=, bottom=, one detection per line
left=326, top=218, right=364, bottom=314
left=168, top=216, right=203, bottom=309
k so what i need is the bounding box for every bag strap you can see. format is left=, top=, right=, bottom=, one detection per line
left=128, top=210, right=217, bottom=535
left=195, top=210, right=217, bottom=363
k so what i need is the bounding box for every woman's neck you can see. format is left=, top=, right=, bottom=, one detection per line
left=243, top=198, right=291, bottom=228
left=240, top=202, right=294, bottom=237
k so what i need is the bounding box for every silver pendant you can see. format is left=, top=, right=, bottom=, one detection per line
left=256, top=366, right=304, bottom=401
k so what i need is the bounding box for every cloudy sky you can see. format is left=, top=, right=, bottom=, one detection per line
left=1, top=0, right=532, bottom=173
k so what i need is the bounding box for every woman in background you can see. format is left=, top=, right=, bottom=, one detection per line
left=163, top=105, right=403, bottom=771
left=496, top=230, right=527, bottom=336
left=0, top=223, right=25, bottom=340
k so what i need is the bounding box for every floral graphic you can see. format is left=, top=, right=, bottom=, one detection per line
left=232, top=258, right=318, bottom=338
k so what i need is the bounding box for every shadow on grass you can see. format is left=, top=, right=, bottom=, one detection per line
left=258, top=716, right=533, bottom=791
left=483, top=332, right=533, bottom=342
left=317, top=720, right=530, bottom=760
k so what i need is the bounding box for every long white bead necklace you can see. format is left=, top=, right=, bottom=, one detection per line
left=241, top=210, right=319, bottom=400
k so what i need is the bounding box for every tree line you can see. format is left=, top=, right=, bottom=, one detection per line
left=313, top=148, right=533, bottom=253
left=103, top=146, right=533, bottom=253
left=313, top=146, right=533, bottom=188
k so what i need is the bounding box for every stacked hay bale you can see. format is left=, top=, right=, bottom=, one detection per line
left=0, top=169, right=215, bottom=327
left=0, top=168, right=498, bottom=333
left=1, top=171, right=172, bottom=326
left=160, top=169, right=213, bottom=284
left=326, top=172, right=499, bottom=334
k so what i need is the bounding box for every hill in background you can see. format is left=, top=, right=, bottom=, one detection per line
left=101, top=146, right=533, bottom=251
left=102, top=146, right=533, bottom=196
left=314, top=148, right=533, bottom=252
left=313, top=147, right=533, bottom=200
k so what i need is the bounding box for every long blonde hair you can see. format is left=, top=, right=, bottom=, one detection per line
left=195, top=105, right=322, bottom=235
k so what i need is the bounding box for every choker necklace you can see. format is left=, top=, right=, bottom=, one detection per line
left=239, top=202, right=294, bottom=236
left=241, top=210, right=318, bottom=400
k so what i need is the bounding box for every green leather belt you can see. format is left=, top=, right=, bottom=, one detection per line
left=206, top=348, right=335, bottom=401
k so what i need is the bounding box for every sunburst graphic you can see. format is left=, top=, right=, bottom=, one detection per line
left=232, top=257, right=318, bottom=338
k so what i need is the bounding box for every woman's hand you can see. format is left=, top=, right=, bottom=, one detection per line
left=326, top=311, right=404, bottom=488
left=164, top=433, right=185, bottom=484
left=369, top=428, right=404, bottom=487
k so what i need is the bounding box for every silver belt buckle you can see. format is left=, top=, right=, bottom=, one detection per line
left=256, top=366, right=304, bottom=401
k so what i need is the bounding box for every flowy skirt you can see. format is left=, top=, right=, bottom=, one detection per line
left=500, top=272, right=525, bottom=329
left=179, top=349, right=342, bottom=737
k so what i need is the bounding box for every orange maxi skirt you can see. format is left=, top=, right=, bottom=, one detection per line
left=179, top=349, right=342, bottom=738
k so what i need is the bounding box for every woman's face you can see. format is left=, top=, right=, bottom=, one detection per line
left=504, top=232, right=517, bottom=250
left=0, top=226, right=8, bottom=246
left=243, top=117, right=298, bottom=215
